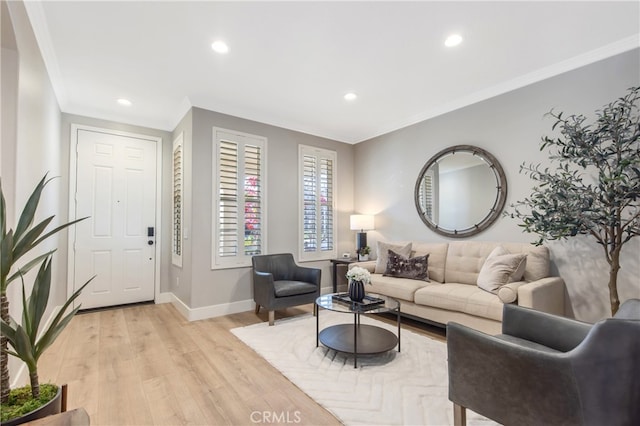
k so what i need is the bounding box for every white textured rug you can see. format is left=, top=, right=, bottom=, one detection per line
left=231, top=312, right=497, bottom=426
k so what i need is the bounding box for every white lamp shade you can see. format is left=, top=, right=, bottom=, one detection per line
left=350, top=214, right=374, bottom=231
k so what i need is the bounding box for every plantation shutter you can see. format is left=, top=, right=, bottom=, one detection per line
left=419, top=167, right=438, bottom=223
left=420, top=172, right=433, bottom=220
left=213, top=128, right=267, bottom=268
left=299, top=145, right=337, bottom=261
left=172, top=133, right=183, bottom=266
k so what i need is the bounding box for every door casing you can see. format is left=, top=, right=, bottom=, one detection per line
left=68, top=124, right=162, bottom=307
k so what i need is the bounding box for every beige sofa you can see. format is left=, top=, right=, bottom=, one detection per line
left=350, top=241, right=565, bottom=335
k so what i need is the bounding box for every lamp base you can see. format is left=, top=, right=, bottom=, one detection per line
left=356, top=232, right=367, bottom=258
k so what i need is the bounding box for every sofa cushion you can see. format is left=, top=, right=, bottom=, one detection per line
left=368, top=274, right=433, bottom=302
left=414, top=283, right=504, bottom=321
left=477, top=246, right=527, bottom=293
left=384, top=250, right=429, bottom=281
left=501, top=243, right=550, bottom=282
left=445, top=242, right=550, bottom=284
left=375, top=241, right=412, bottom=274
left=273, top=280, right=318, bottom=297
left=411, top=242, right=448, bottom=283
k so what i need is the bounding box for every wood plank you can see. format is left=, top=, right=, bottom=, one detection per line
left=36, top=302, right=445, bottom=425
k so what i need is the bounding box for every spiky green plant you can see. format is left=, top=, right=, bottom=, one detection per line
left=1, top=257, right=91, bottom=399
left=1, top=174, right=86, bottom=403
left=507, top=86, right=640, bottom=315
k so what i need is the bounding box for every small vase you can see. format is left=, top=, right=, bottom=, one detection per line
left=348, top=280, right=365, bottom=303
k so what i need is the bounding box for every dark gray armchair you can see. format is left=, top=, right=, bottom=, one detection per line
left=252, top=253, right=321, bottom=326
left=447, top=299, right=640, bottom=426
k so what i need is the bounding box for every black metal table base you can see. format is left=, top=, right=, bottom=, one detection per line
left=316, top=310, right=401, bottom=368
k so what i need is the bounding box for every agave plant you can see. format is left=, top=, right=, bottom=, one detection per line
left=1, top=257, right=91, bottom=399
left=0, top=174, right=86, bottom=403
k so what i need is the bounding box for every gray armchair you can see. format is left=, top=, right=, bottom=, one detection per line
left=252, top=253, right=321, bottom=325
left=447, top=299, right=640, bottom=426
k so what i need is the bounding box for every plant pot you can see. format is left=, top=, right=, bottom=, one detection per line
left=1, top=385, right=62, bottom=426
left=348, top=280, right=366, bottom=303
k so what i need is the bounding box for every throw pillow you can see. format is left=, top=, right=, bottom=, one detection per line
left=374, top=241, right=412, bottom=274
left=477, top=247, right=527, bottom=294
left=384, top=250, right=430, bottom=281
left=485, top=245, right=527, bottom=282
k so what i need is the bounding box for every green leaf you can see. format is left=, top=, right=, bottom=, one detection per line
left=35, top=277, right=93, bottom=359
left=0, top=317, right=17, bottom=345
left=5, top=251, right=55, bottom=285
left=27, top=258, right=52, bottom=344
left=13, top=324, right=37, bottom=373
left=1, top=230, right=14, bottom=291
left=12, top=216, right=54, bottom=261
left=14, top=174, right=51, bottom=242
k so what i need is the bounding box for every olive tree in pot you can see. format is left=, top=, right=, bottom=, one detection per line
left=1, top=175, right=90, bottom=423
left=507, top=86, right=639, bottom=316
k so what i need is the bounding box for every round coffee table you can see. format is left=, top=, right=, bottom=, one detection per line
left=315, top=293, right=401, bottom=368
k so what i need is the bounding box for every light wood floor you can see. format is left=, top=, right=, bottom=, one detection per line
left=38, top=302, right=446, bottom=425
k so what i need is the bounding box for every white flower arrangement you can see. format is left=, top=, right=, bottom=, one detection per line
left=346, top=266, right=371, bottom=285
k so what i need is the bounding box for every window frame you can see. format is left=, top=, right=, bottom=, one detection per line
left=298, top=144, right=337, bottom=262
left=211, top=127, right=267, bottom=269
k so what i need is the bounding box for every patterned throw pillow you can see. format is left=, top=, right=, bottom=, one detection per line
left=383, top=249, right=430, bottom=281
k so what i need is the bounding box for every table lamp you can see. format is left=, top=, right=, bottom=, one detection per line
left=350, top=214, right=374, bottom=260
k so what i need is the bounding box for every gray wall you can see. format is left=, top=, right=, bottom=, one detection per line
left=354, top=49, right=640, bottom=322
left=1, top=0, right=64, bottom=385
left=172, top=107, right=355, bottom=309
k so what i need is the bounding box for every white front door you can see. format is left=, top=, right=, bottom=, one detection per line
left=72, top=127, right=158, bottom=309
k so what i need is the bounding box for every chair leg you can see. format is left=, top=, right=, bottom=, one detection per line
left=453, top=403, right=466, bottom=426
left=255, top=304, right=260, bottom=314
left=268, top=310, right=275, bottom=326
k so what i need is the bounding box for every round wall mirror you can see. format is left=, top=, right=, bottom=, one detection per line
left=414, top=145, right=507, bottom=238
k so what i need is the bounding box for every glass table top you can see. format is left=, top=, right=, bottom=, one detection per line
left=316, top=292, right=400, bottom=314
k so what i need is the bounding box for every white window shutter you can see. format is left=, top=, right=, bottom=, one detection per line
left=299, top=145, right=337, bottom=261
left=213, top=128, right=267, bottom=269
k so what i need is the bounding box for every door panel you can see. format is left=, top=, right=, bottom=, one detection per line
left=74, top=128, right=157, bottom=309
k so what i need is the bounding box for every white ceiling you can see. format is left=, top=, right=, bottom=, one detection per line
left=25, top=1, right=640, bottom=144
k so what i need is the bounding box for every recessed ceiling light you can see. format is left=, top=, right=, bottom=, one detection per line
left=211, top=40, right=229, bottom=54
left=117, top=98, right=132, bottom=106
left=344, top=92, right=358, bottom=101
left=444, top=34, right=463, bottom=47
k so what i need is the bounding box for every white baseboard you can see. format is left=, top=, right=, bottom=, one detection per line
left=157, top=292, right=255, bottom=322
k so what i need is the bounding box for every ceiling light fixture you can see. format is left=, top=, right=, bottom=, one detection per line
left=117, top=98, right=132, bottom=106
left=344, top=92, right=358, bottom=101
left=211, top=40, right=229, bottom=54
left=444, top=34, right=463, bottom=47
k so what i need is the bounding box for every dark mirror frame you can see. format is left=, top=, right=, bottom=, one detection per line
left=414, top=144, right=507, bottom=238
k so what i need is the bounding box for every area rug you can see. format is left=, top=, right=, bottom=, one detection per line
left=231, top=312, right=497, bottom=426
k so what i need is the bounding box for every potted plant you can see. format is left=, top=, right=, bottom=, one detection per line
left=507, top=86, right=639, bottom=315
left=0, top=175, right=90, bottom=424
left=358, top=246, right=371, bottom=261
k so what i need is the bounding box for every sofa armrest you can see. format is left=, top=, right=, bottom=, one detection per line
left=516, top=276, right=565, bottom=316
left=348, top=261, right=376, bottom=273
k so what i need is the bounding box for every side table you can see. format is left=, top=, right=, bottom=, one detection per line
left=329, top=258, right=357, bottom=292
